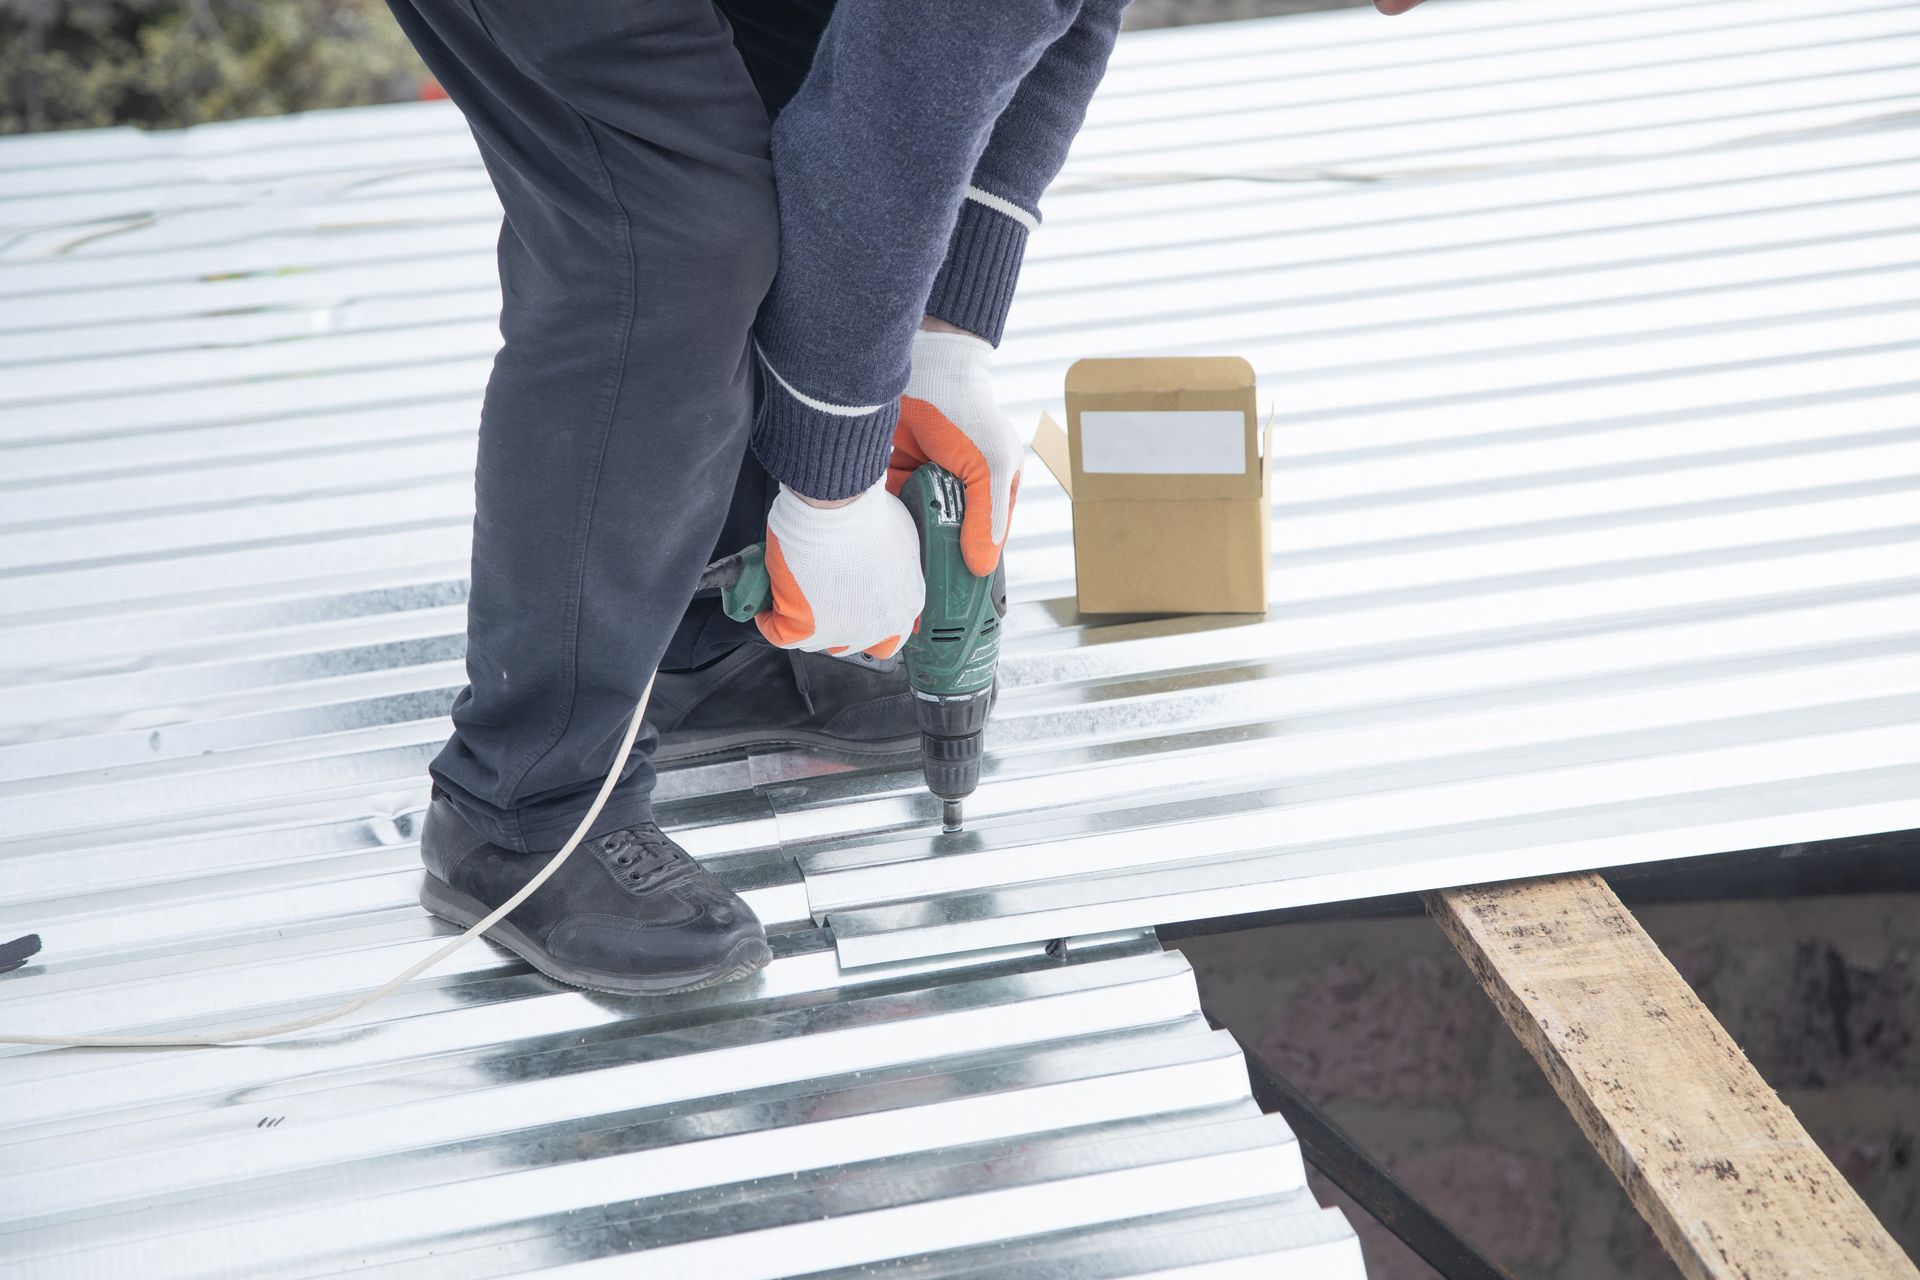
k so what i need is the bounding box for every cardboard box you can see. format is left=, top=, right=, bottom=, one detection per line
left=1032, top=356, right=1272, bottom=615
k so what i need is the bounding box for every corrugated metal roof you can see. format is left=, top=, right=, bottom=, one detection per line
left=3, top=0, right=1917, bottom=1272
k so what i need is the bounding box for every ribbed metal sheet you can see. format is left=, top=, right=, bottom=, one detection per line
left=4, top=0, right=1917, bottom=1273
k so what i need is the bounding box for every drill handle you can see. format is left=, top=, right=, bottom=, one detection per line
left=697, top=544, right=773, bottom=623
left=697, top=544, right=899, bottom=673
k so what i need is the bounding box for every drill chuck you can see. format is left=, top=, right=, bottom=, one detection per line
left=914, top=684, right=994, bottom=809
left=919, top=730, right=982, bottom=802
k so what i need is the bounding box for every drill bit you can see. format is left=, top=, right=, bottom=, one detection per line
left=941, top=798, right=964, bottom=833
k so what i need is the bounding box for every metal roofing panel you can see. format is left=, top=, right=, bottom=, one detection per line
left=3, top=0, right=1916, bottom=1272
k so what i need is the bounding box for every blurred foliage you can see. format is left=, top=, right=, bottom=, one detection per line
left=0, top=0, right=427, bottom=134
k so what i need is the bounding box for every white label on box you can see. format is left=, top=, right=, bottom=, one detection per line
left=1078, top=410, right=1248, bottom=475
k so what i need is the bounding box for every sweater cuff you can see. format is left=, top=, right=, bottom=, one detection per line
left=924, top=189, right=1033, bottom=347
left=749, top=342, right=900, bottom=501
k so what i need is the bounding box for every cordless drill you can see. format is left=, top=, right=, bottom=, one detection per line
left=699, top=463, right=1006, bottom=831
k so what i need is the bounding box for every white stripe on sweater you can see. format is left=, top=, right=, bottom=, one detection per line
left=964, top=184, right=1039, bottom=232
left=754, top=340, right=890, bottom=417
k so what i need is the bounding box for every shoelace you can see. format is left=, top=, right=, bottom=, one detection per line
left=598, top=826, right=694, bottom=893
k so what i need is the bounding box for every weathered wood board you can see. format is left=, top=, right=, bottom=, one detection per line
left=1429, top=873, right=1916, bottom=1280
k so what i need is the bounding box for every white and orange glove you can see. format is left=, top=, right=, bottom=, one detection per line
left=757, top=481, right=924, bottom=660
left=889, top=329, right=1024, bottom=576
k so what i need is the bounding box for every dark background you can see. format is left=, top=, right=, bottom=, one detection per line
left=1179, top=871, right=1919, bottom=1278
left=0, top=0, right=1378, bottom=135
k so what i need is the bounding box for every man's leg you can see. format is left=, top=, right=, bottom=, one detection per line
left=662, top=0, right=833, bottom=672
left=387, top=0, right=779, bottom=852
left=709, top=0, right=836, bottom=121
left=659, top=440, right=777, bottom=672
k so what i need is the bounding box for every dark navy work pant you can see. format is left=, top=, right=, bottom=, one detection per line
left=385, top=0, right=833, bottom=852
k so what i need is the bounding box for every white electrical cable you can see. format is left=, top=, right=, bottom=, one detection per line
left=1, top=674, right=656, bottom=1049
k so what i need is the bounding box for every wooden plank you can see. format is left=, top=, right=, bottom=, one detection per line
left=1427, top=873, right=1916, bottom=1280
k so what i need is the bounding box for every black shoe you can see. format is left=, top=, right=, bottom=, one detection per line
left=647, top=643, right=918, bottom=763
left=417, top=790, right=771, bottom=995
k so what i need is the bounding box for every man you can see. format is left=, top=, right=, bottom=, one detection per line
left=384, top=0, right=1426, bottom=996
left=382, top=0, right=1129, bottom=994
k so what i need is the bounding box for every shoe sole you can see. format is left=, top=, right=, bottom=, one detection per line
left=653, top=728, right=918, bottom=765
left=418, top=874, right=773, bottom=996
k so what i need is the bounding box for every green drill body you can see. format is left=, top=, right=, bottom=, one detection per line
left=702, top=463, right=1006, bottom=829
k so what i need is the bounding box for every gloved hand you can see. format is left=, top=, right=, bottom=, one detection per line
left=889, top=328, right=1023, bottom=576
left=757, top=481, right=924, bottom=659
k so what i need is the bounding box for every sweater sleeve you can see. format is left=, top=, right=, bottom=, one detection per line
left=749, top=1, right=1094, bottom=501
left=924, top=0, right=1130, bottom=347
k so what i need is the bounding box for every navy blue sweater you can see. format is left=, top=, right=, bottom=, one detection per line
left=749, top=0, right=1130, bottom=500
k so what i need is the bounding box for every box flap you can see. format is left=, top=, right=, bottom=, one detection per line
left=1032, top=410, right=1073, bottom=498
left=1065, top=356, right=1261, bottom=501
left=1261, top=400, right=1277, bottom=497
